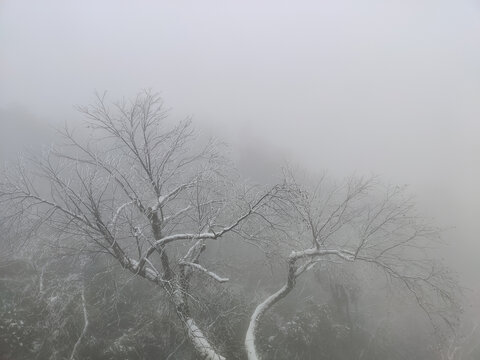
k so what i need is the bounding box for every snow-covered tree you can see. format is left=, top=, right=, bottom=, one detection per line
left=245, top=173, right=460, bottom=359
left=0, top=91, right=460, bottom=359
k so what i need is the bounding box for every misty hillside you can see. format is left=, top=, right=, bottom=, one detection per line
left=1, top=1, right=479, bottom=359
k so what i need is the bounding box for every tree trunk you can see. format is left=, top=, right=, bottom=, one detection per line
left=172, top=284, right=225, bottom=360
left=245, top=261, right=296, bottom=360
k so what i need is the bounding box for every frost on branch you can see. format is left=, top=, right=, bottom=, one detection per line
left=244, top=173, right=461, bottom=360
left=0, top=92, right=461, bottom=360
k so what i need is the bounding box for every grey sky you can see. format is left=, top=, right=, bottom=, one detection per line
left=1, top=0, right=479, bottom=301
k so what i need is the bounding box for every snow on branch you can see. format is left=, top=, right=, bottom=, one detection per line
left=289, top=248, right=355, bottom=262
left=180, top=262, right=229, bottom=283
left=152, top=186, right=279, bottom=247
left=110, top=200, right=135, bottom=229
left=156, top=180, right=198, bottom=209
left=294, top=259, right=321, bottom=277
left=163, top=204, right=193, bottom=224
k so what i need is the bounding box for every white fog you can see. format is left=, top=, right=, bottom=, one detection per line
left=1, top=1, right=479, bottom=359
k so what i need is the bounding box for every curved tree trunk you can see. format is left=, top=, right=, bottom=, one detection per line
left=245, top=261, right=297, bottom=360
